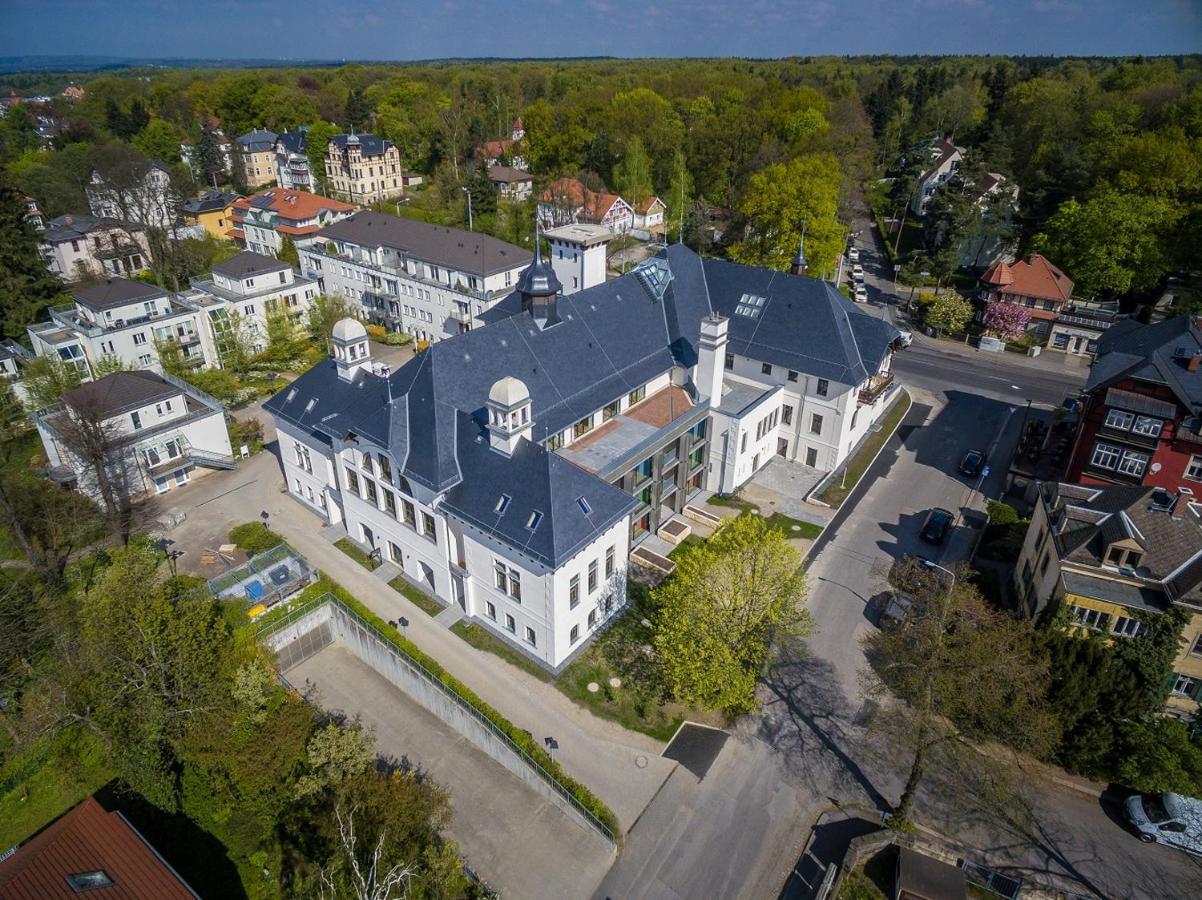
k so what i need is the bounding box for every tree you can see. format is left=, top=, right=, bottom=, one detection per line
left=863, top=560, right=1060, bottom=825
left=612, top=137, right=654, bottom=213
left=654, top=515, right=812, bottom=715
left=295, top=721, right=376, bottom=799
left=345, top=87, right=372, bottom=132
left=983, top=302, right=1031, bottom=342
left=19, top=354, right=83, bottom=411
left=309, top=294, right=357, bottom=347
left=1112, top=717, right=1202, bottom=797
left=133, top=119, right=182, bottom=166
left=727, top=153, right=844, bottom=277
left=279, top=234, right=300, bottom=267
left=0, top=183, right=69, bottom=338
left=192, top=123, right=225, bottom=187
left=923, top=289, right=973, bottom=335
left=306, top=120, right=339, bottom=190
left=1035, top=191, right=1186, bottom=297
left=230, top=143, right=249, bottom=195
left=665, top=149, right=695, bottom=239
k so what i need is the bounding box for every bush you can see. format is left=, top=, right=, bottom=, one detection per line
left=381, top=331, right=412, bottom=347
left=227, top=417, right=263, bottom=455
left=365, top=323, right=387, bottom=340
left=228, top=522, right=283, bottom=554
left=986, top=500, right=1020, bottom=525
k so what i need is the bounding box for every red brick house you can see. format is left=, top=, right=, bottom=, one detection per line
left=1066, top=316, right=1202, bottom=493
left=980, top=254, right=1074, bottom=339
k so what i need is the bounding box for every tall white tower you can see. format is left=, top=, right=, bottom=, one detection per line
left=331, top=318, right=372, bottom=382
left=545, top=223, right=612, bottom=295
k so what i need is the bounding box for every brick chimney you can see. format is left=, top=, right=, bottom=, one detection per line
left=1189, top=353, right=1202, bottom=373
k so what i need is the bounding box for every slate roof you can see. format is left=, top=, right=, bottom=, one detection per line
left=488, top=165, right=533, bottom=185
left=318, top=211, right=532, bottom=276
left=63, top=370, right=178, bottom=418
left=0, top=796, right=197, bottom=899
left=237, top=128, right=277, bottom=152
left=180, top=190, right=238, bottom=215
left=276, top=129, right=307, bottom=154
left=72, top=278, right=168, bottom=313
left=43, top=214, right=143, bottom=244
left=1085, top=315, right=1202, bottom=409
left=269, top=245, right=897, bottom=567
left=330, top=133, right=394, bottom=157
left=212, top=251, right=291, bottom=280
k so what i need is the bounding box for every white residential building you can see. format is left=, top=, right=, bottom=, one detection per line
left=226, top=188, right=355, bottom=258
left=266, top=243, right=898, bottom=670
left=87, top=160, right=178, bottom=231
left=39, top=214, right=153, bottom=282
left=274, top=129, right=313, bottom=191
left=35, top=370, right=234, bottom=502
left=910, top=138, right=965, bottom=216
left=546, top=223, right=611, bottom=296
left=301, top=210, right=532, bottom=343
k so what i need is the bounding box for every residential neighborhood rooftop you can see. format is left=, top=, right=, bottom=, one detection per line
left=72, top=277, right=167, bottom=313
left=212, top=250, right=292, bottom=279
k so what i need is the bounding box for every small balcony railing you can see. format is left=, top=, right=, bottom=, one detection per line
left=858, top=372, right=895, bottom=405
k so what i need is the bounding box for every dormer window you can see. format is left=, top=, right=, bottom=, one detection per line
left=526, top=511, right=543, bottom=531
left=495, top=494, right=511, bottom=514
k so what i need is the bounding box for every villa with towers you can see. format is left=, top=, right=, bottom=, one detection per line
left=265, top=240, right=900, bottom=669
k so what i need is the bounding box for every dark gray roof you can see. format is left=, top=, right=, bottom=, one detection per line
left=702, top=257, right=898, bottom=385
left=896, top=847, right=967, bottom=900
left=318, top=211, right=532, bottom=277
left=276, top=129, right=307, bottom=154
left=181, top=190, right=238, bottom=215
left=72, top=278, right=168, bottom=313
left=1061, top=570, right=1167, bottom=613
left=43, top=214, right=143, bottom=244
left=1087, top=316, right=1202, bottom=410
left=63, top=370, right=177, bottom=418
left=237, top=129, right=277, bottom=152
left=212, top=251, right=291, bottom=280
left=488, top=166, right=532, bottom=184
left=329, top=133, right=393, bottom=157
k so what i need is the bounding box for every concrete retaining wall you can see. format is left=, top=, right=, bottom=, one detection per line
left=266, top=601, right=613, bottom=845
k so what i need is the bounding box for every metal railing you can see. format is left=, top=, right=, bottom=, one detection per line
left=257, top=592, right=617, bottom=844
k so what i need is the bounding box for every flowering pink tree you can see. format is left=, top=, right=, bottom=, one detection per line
left=984, top=302, right=1031, bottom=342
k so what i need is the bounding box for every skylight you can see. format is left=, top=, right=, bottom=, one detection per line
left=736, top=293, right=767, bottom=319
left=527, top=510, right=543, bottom=531
left=635, top=256, right=674, bottom=301
left=576, top=496, right=592, bottom=515
left=495, top=494, right=511, bottom=514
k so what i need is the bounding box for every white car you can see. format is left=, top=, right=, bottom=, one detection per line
left=897, top=329, right=913, bottom=347
left=847, top=246, right=860, bottom=262
left=852, top=264, right=864, bottom=282
left=854, top=284, right=868, bottom=303
left=1126, top=793, right=1202, bottom=856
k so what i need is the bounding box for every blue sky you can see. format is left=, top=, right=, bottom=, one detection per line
left=3, top=0, right=1199, bottom=60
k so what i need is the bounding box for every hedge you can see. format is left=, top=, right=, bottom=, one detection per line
left=228, top=522, right=284, bottom=553
left=264, top=578, right=621, bottom=841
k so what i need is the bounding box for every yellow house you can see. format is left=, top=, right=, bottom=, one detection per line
left=1014, top=482, right=1202, bottom=716
left=181, top=190, right=240, bottom=240
left=236, top=129, right=278, bottom=189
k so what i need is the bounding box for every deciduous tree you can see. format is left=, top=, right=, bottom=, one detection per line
left=983, top=302, right=1030, bottom=342
left=923, top=289, right=973, bottom=336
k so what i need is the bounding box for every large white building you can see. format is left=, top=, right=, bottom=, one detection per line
left=25, top=253, right=318, bottom=378
left=39, top=214, right=152, bottom=282
left=301, top=211, right=532, bottom=344
left=35, top=370, right=235, bottom=502
left=266, top=243, right=899, bottom=670
left=87, top=160, right=178, bottom=231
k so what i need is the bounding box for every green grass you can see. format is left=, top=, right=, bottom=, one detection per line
left=334, top=537, right=381, bottom=571
left=390, top=576, right=443, bottom=616
left=557, top=645, right=690, bottom=742
left=451, top=620, right=553, bottom=682
left=705, top=496, right=822, bottom=540
left=818, top=392, right=912, bottom=508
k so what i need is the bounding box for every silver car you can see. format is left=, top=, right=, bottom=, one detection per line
left=1126, top=793, right=1202, bottom=856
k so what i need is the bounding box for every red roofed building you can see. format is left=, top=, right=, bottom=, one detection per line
left=980, top=253, right=1074, bottom=340
left=476, top=117, right=527, bottom=170
left=634, top=196, right=667, bottom=234
left=227, top=188, right=355, bottom=258
left=0, top=796, right=198, bottom=898
left=538, top=177, right=634, bottom=234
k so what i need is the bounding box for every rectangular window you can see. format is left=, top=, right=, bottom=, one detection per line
left=1104, top=409, right=1134, bottom=430
left=361, top=453, right=375, bottom=475
left=1090, top=442, right=1121, bottom=470
left=1171, top=674, right=1200, bottom=698
left=1191, top=633, right=1202, bottom=657
left=130, top=411, right=142, bottom=430
left=1070, top=605, right=1111, bottom=632
left=787, top=370, right=798, bottom=382
left=1112, top=616, right=1149, bottom=638
left=364, top=478, right=378, bottom=505
left=486, top=601, right=496, bottom=620
left=588, top=608, right=597, bottom=628
left=810, top=414, right=823, bottom=435
left=603, top=400, right=621, bottom=421
left=383, top=489, right=397, bottom=518
left=573, top=415, right=594, bottom=438
left=344, top=468, right=360, bottom=495
left=505, top=614, right=516, bottom=633
left=782, top=406, right=793, bottom=426
left=132, top=332, right=147, bottom=345
left=1117, top=450, right=1149, bottom=477
left=628, top=385, right=646, bottom=406
left=525, top=626, right=537, bottom=647
left=570, top=624, right=580, bottom=644
left=401, top=499, right=416, bottom=527
left=494, top=560, right=507, bottom=591
left=588, top=560, right=598, bottom=593
left=1131, top=416, right=1162, bottom=438
left=724, top=352, right=734, bottom=370
left=1187, top=455, right=1202, bottom=481
left=816, top=378, right=829, bottom=397
left=762, top=363, right=772, bottom=375
left=570, top=575, right=580, bottom=609
left=421, top=512, right=436, bottom=540
left=740, top=432, right=747, bottom=453
left=508, top=567, right=521, bottom=601
left=605, top=546, right=615, bottom=578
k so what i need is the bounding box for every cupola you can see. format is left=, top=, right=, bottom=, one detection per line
left=486, top=376, right=532, bottom=455
left=517, top=224, right=562, bottom=330
left=331, top=317, right=371, bottom=382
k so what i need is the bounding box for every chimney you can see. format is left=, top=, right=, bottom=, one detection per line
left=1189, top=353, right=1202, bottom=373
left=695, top=315, right=729, bottom=408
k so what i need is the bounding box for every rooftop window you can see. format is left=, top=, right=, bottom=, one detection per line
left=736, top=293, right=766, bottom=319
left=527, top=510, right=543, bottom=531
left=577, top=496, right=592, bottom=515
left=495, top=494, right=511, bottom=514
left=66, top=871, right=114, bottom=892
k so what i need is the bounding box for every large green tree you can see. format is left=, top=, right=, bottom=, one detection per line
left=612, top=137, right=654, bottom=212
left=0, top=183, right=68, bottom=339
left=654, top=514, right=812, bottom=715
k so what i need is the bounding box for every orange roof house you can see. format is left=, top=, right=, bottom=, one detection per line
left=539, top=177, right=635, bottom=230
left=0, top=796, right=197, bottom=898
left=225, top=188, right=355, bottom=253
left=981, top=254, right=1074, bottom=321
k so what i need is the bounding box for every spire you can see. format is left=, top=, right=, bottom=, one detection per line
left=790, top=227, right=808, bottom=276
left=516, top=221, right=563, bottom=327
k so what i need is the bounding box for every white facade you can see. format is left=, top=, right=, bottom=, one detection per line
left=87, top=163, right=178, bottom=230
left=546, top=224, right=611, bottom=296
left=40, top=219, right=152, bottom=282
left=911, top=139, right=965, bottom=217
left=188, top=260, right=319, bottom=357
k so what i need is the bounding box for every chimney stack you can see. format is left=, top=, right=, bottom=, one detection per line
left=695, top=315, right=729, bottom=408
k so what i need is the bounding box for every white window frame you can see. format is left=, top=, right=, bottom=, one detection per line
left=1104, top=409, right=1134, bottom=430
left=1171, top=674, right=1199, bottom=697
left=1131, top=416, right=1162, bottom=438
left=1117, top=450, right=1150, bottom=477
left=1187, top=455, right=1202, bottom=481
left=1090, top=442, right=1121, bottom=470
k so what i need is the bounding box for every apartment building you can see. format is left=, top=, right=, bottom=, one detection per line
left=86, top=160, right=178, bottom=231
left=301, top=210, right=532, bottom=343
left=325, top=133, right=404, bottom=202
left=236, top=129, right=279, bottom=188
left=35, top=369, right=234, bottom=503
left=180, top=189, right=240, bottom=240
left=274, top=129, right=312, bottom=190
left=266, top=242, right=897, bottom=669
left=226, top=188, right=355, bottom=258
left=39, top=214, right=152, bottom=281
left=1014, top=482, right=1202, bottom=717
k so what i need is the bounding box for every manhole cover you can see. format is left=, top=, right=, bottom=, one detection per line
left=635, top=754, right=648, bottom=768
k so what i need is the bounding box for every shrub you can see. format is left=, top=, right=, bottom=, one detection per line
left=227, top=418, right=264, bottom=455
left=365, top=323, right=387, bottom=340
left=381, top=331, right=412, bottom=347
left=986, top=500, right=1020, bottom=525
left=228, top=522, right=283, bottom=554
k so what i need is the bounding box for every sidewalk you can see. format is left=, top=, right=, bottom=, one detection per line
left=165, top=451, right=676, bottom=833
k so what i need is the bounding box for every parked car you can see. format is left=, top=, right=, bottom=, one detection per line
left=854, top=284, right=868, bottom=303
left=1126, top=793, right=1202, bottom=856
left=896, top=329, right=913, bottom=348
left=958, top=449, right=987, bottom=477
left=852, top=264, right=864, bottom=282
left=919, top=508, right=954, bottom=544
left=847, top=246, right=860, bottom=262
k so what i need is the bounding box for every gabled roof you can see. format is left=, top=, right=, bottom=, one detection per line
left=317, top=210, right=531, bottom=276
left=63, top=370, right=178, bottom=418
left=329, top=133, right=394, bottom=157
left=1086, top=315, right=1202, bottom=409
left=276, top=129, right=308, bottom=154
left=72, top=278, right=168, bottom=313
left=230, top=189, right=354, bottom=222
left=981, top=254, right=1073, bottom=303
left=488, top=165, right=533, bottom=185
left=43, top=214, right=144, bottom=244
left=919, top=138, right=963, bottom=183
left=539, top=178, right=632, bottom=222
left=636, top=196, right=666, bottom=214
left=212, top=251, right=291, bottom=280
left=236, top=128, right=277, bottom=151
left=180, top=190, right=239, bottom=215
left=0, top=796, right=197, bottom=899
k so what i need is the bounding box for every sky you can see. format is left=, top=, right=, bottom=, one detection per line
left=2, top=0, right=1200, bottom=61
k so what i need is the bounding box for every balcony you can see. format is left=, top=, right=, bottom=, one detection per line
left=858, top=372, right=895, bottom=405
left=1096, top=425, right=1161, bottom=449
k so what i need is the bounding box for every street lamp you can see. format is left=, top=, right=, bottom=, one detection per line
left=544, top=736, right=559, bottom=762
left=461, top=186, right=473, bottom=232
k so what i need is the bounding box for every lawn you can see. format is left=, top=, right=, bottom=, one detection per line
left=450, top=620, right=552, bottom=682
left=706, top=496, right=822, bottom=540
left=334, top=537, right=381, bottom=571
left=818, top=392, right=912, bottom=508
left=390, top=576, right=443, bottom=616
